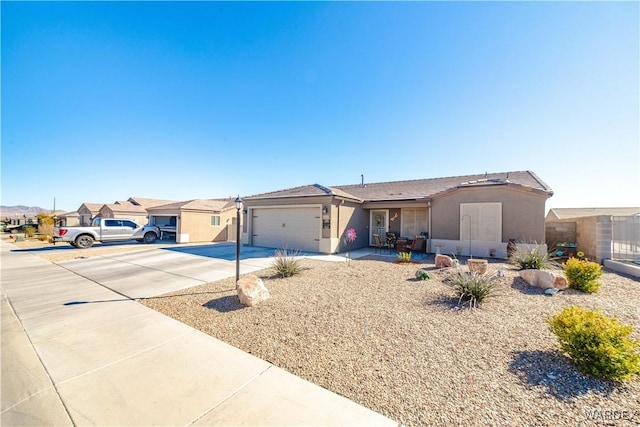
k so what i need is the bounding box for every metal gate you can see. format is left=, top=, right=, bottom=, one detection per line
left=612, top=215, right=640, bottom=263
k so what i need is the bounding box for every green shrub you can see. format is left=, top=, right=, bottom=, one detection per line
left=415, top=269, right=430, bottom=280
left=509, top=245, right=548, bottom=270
left=272, top=248, right=302, bottom=278
left=447, top=270, right=500, bottom=308
left=547, top=306, right=640, bottom=382
left=23, top=226, right=36, bottom=238
left=563, top=257, right=603, bottom=293
left=397, top=251, right=412, bottom=263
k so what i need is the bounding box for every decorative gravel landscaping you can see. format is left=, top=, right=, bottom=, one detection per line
left=141, top=255, right=639, bottom=426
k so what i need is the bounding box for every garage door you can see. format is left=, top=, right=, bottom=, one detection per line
left=252, top=207, right=320, bottom=253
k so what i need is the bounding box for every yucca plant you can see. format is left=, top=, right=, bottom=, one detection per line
left=447, top=270, right=500, bottom=308
left=509, top=245, right=549, bottom=270
left=272, top=248, right=302, bottom=278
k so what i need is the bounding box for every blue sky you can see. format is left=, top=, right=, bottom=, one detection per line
left=2, top=1, right=638, bottom=212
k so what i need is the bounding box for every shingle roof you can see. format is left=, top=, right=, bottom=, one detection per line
left=127, top=197, right=180, bottom=208
left=148, top=199, right=236, bottom=212
left=245, top=184, right=363, bottom=202
left=246, top=171, right=553, bottom=202
left=78, top=203, right=103, bottom=213
left=103, top=202, right=147, bottom=214
left=547, top=207, right=640, bottom=220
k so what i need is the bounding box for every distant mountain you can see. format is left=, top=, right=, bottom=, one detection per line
left=0, top=206, right=51, bottom=217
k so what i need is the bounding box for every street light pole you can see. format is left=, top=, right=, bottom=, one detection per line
left=234, top=195, right=243, bottom=288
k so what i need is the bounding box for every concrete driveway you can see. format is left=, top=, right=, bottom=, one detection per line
left=55, top=243, right=278, bottom=299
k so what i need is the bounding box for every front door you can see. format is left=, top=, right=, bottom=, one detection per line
left=370, top=210, right=388, bottom=245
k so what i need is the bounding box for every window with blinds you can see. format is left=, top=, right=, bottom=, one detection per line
left=401, top=208, right=428, bottom=238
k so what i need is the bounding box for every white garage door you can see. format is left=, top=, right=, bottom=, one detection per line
left=252, top=207, right=320, bottom=253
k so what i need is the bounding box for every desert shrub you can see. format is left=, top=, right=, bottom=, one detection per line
left=563, top=257, right=603, bottom=293
left=37, top=234, right=49, bottom=242
left=397, top=251, right=412, bottom=263
left=23, top=226, right=36, bottom=238
left=509, top=245, right=548, bottom=270
left=272, top=248, right=302, bottom=278
left=38, top=223, right=54, bottom=237
left=447, top=270, right=500, bottom=308
left=547, top=306, right=640, bottom=382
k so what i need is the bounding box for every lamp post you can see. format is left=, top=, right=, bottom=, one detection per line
left=235, top=195, right=243, bottom=287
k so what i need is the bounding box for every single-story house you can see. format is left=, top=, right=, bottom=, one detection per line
left=95, top=197, right=179, bottom=226
left=77, top=203, right=103, bottom=226
left=54, top=210, right=80, bottom=227
left=146, top=198, right=239, bottom=243
left=546, top=207, right=640, bottom=263
left=97, top=201, right=149, bottom=226
left=241, top=170, right=553, bottom=257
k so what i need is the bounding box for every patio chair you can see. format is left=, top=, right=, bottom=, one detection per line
left=386, top=232, right=397, bottom=250
left=406, top=236, right=426, bottom=252
left=373, top=234, right=390, bottom=254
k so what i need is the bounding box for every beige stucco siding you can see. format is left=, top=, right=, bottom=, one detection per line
left=179, top=210, right=236, bottom=242
left=431, top=186, right=548, bottom=242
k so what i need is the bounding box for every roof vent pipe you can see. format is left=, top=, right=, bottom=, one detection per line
left=361, top=174, right=364, bottom=187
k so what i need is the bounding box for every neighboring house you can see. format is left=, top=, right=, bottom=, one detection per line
left=96, top=197, right=180, bottom=226
left=546, top=207, right=640, bottom=263
left=77, top=203, right=103, bottom=226
left=146, top=199, right=239, bottom=243
left=54, top=210, right=80, bottom=227
left=242, top=170, right=553, bottom=256
left=97, top=201, right=149, bottom=225
left=546, top=207, right=640, bottom=220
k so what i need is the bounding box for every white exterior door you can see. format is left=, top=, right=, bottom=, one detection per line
left=370, top=210, right=388, bottom=245
left=460, top=202, right=502, bottom=242
left=252, top=207, right=320, bottom=253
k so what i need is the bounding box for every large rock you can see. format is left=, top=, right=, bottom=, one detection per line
left=519, top=269, right=568, bottom=290
left=237, top=275, right=271, bottom=307
left=435, top=254, right=453, bottom=268
left=467, top=259, right=489, bottom=275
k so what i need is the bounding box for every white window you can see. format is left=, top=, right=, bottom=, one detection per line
left=210, top=215, right=221, bottom=226
left=460, top=203, right=502, bottom=242
left=401, top=208, right=428, bottom=238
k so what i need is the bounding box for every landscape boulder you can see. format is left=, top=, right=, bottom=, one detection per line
left=519, top=269, right=568, bottom=290
left=237, top=275, right=271, bottom=307
left=435, top=254, right=454, bottom=268
left=467, top=259, right=489, bottom=275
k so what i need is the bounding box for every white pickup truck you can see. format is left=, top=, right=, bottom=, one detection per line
left=53, top=218, right=161, bottom=249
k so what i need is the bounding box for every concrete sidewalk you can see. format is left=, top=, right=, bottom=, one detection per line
left=1, top=240, right=397, bottom=426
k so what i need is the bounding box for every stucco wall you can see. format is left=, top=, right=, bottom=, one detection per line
left=179, top=210, right=236, bottom=243
left=334, top=200, right=369, bottom=252
left=431, top=186, right=548, bottom=242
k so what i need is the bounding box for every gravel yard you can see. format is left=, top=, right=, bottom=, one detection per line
left=141, top=255, right=640, bottom=426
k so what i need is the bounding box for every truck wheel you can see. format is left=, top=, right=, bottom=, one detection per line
left=143, top=232, right=157, bottom=244
left=75, top=235, right=94, bottom=249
